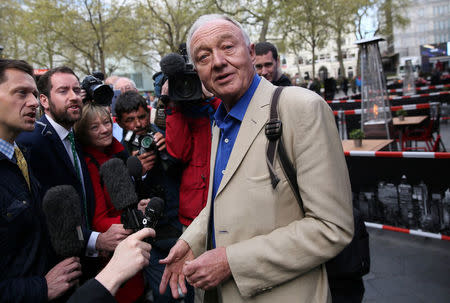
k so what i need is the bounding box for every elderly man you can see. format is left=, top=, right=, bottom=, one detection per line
left=254, top=41, right=292, bottom=86
left=114, top=77, right=138, bottom=93
left=159, top=14, right=353, bottom=302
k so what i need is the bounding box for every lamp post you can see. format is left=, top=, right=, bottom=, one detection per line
left=355, top=37, right=392, bottom=140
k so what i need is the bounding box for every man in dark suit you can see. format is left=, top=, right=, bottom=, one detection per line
left=0, top=59, right=81, bottom=302
left=17, top=67, right=131, bottom=268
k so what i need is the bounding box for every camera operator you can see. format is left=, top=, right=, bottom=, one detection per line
left=115, top=91, right=182, bottom=303
left=163, top=82, right=220, bottom=228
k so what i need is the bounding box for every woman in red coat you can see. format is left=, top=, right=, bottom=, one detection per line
left=75, top=103, right=145, bottom=303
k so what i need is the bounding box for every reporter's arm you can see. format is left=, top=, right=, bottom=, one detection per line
left=68, top=228, right=155, bottom=303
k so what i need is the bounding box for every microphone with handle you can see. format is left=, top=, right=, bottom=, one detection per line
left=42, top=185, right=85, bottom=258
left=100, top=158, right=163, bottom=238
left=126, top=155, right=145, bottom=200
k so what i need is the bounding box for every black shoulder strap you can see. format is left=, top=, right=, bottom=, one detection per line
left=265, top=87, right=304, bottom=212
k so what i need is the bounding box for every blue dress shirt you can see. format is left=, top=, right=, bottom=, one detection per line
left=211, top=74, right=261, bottom=247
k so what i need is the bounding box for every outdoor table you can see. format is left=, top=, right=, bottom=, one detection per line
left=393, top=115, right=428, bottom=149
left=342, top=139, right=394, bottom=151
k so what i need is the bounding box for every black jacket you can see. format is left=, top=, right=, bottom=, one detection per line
left=273, top=74, right=292, bottom=87
left=0, top=146, right=50, bottom=303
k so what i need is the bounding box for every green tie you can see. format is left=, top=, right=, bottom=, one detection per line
left=67, top=131, right=90, bottom=229
left=14, top=146, right=31, bottom=191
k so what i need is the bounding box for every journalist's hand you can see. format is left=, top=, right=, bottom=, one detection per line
left=154, top=132, right=166, bottom=151
left=183, top=247, right=231, bottom=290
left=159, top=239, right=194, bottom=298
left=95, top=228, right=155, bottom=295
left=96, top=224, right=133, bottom=252
left=137, top=198, right=150, bottom=213
left=133, top=150, right=156, bottom=174
left=46, top=257, right=82, bottom=300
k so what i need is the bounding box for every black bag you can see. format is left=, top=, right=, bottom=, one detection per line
left=264, top=87, right=370, bottom=283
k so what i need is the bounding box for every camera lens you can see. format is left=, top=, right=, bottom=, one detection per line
left=140, top=135, right=154, bottom=149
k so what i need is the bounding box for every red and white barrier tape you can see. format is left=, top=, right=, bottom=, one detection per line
left=327, top=90, right=450, bottom=104
left=333, top=102, right=435, bottom=116
left=344, top=151, right=450, bottom=158
left=387, top=84, right=450, bottom=93
left=365, top=222, right=450, bottom=241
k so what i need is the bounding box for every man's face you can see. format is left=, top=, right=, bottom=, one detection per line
left=114, top=78, right=137, bottom=93
left=118, top=106, right=149, bottom=135
left=190, top=19, right=256, bottom=107
left=41, top=72, right=82, bottom=129
left=0, top=69, right=39, bottom=141
left=254, top=51, right=278, bottom=82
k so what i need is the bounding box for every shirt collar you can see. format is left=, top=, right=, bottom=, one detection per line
left=214, top=74, right=261, bottom=126
left=0, top=138, right=15, bottom=160
left=45, top=114, right=72, bottom=140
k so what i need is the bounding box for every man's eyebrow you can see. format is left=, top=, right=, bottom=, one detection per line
left=13, top=85, right=38, bottom=97
left=193, top=33, right=237, bottom=55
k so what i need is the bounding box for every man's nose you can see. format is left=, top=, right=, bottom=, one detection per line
left=212, top=51, right=227, bottom=68
left=28, top=95, right=39, bottom=108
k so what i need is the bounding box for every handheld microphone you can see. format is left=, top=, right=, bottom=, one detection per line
left=42, top=185, right=85, bottom=258
left=126, top=156, right=144, bottom=199
left=100, top=158, right=164, bottom=234
left=100, top=158, right=138, bottom=211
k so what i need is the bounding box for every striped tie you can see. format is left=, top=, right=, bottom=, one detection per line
left=14, top=146, right=31, bottom=191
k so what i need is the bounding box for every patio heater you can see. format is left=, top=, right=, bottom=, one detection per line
left=355, top=37, right=393, bottom=139
left=403, top=59, right=416, bottom=96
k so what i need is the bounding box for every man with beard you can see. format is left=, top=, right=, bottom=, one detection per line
left=17, top=67, right=131, bottom=280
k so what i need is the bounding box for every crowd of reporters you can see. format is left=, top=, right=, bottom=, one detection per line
left=0, top=28, right=325, bottom=302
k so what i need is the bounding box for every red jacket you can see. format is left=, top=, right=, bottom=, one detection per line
left=83, top=138, right=144, bottom=303
left=165, top=97, right=221, bottom=226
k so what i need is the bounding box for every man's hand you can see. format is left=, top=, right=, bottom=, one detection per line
left=96, top=224, right=133, bottom=252
left=154, top=132, right=166, bottom=151
left=133, top=150, right=156, bottom=174
left=137, top=198, right=150, bottom=213
left=159, top=240, right=195, bottom=298
left=46, top=257, right=82, bottom=300
left=183, top=247, right=231, bottom=290
left=95, top=228, right=155, bottom=295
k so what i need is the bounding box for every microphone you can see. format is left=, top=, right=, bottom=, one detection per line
left=100, top=158, right=163, bottom=234
left=160, top=53, right=186, bottom=77
left=100, top=158, right=138, bottom=211
left=126, top=155, right=142, bottom=179
left=42, top=185, right=85, bottom=258
left=144, top=197, right=164, bottom=229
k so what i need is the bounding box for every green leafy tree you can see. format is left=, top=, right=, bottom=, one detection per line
left=137, top=0, right=217, bottom=57
left=280, top=0, right=330, bottom=79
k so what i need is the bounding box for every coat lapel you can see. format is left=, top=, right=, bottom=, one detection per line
left=39, top=116, right=78, bottom=179
left=215, top=78, right=274, bottom=197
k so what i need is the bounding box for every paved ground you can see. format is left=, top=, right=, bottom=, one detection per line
left=362, top=228, right=450, bottom=302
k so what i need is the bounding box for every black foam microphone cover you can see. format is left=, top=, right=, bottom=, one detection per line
left=100, top=158, right=138, bottom=210
left=126, top=156, right=142, bottom=179
left=145, top=197, right=165, bottom=229
left=42, top=185, right=84, bottom=258
left=160, top=53, right=186, bottom=77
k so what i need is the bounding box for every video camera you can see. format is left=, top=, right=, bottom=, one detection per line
left=158, top=43, right=203, bottom=102
left=81, top=74, right=114, bottom=106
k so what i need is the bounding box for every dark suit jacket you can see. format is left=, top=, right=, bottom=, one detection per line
left=17, top=115, right=96, bottom=242
left=67, top=279, right=116, bottom=303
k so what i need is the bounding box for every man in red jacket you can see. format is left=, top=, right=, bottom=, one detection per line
left=164, top=83, right=221, bottom=227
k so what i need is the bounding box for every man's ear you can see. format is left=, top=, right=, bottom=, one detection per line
left=248, top=43, right=256, bottom=61
left=39, top=94, right=49, bottom=111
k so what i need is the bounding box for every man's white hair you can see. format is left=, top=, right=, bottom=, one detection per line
left=186, top=14, right=251, bottom=64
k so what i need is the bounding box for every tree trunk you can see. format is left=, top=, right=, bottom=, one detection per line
left=336, top=30, right=345, bottom=78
